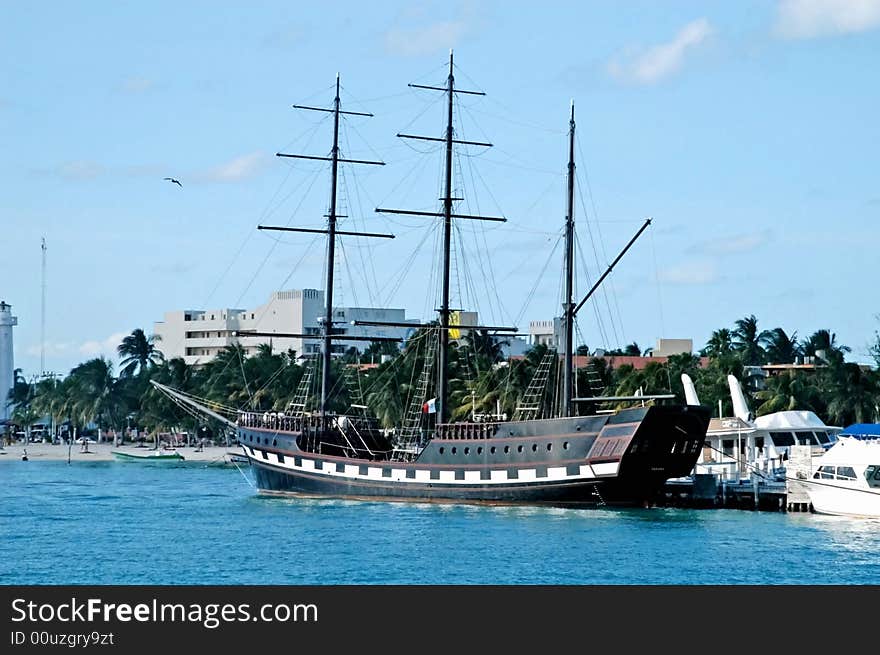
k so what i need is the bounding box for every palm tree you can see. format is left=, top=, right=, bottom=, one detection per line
left=117, top=329, right=164, bottom=377
left=754, top=370, right=823, bottom=416
left=732, top=315, right=765, bottom=365
left=65, top=357, right=130, bottom=436
left=823, top=362, right=879, bottom=425
left=760, top=327, right=800, bottom=364
left=6, top=368, right=31, bottom=416
left=701, top=328, right=734, bottom=358
left=803, top=329, right=850, bottom=364
left=870, top=324, right=880, bottom=368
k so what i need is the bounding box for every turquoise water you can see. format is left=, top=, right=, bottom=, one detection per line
left=2, top=461, right=879, bottom=584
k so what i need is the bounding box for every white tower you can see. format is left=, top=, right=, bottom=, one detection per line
left=0, top=301, right=18, bottom=421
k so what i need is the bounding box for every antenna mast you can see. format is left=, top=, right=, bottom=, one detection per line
left=376, top=50, right=503, bottom=423
left=261, top=76, right=390, bottom=418
left=41, top=237, right=47, bottom=376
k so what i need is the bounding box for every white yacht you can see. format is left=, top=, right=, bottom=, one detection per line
left=682, top=374, right=839, bottom=480
left=805, top=424, right=880, bottom=518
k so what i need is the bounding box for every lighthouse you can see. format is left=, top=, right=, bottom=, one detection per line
left=0, top=301, right=17, bottom=422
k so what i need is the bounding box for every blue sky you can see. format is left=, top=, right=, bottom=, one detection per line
left=2, top=0, right=879, bottom=377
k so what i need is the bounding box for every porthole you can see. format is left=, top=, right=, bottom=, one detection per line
left=272, top=439, right=277, bottom=447
left=452, top=447, right=457, bottom=455
left=517, top=445, right=524, bottom=453
left=464, top=447, right=470, bottom=455
left=563, top=441, right=570, bottom=450
left=532, top=444, right=538, bottom=452
left=477, top=447, right=483, bottom=455
left=439, top=447, right=445, bottom=455
left=547, top=443, right=552, bottom=451
left=490, top=446, right=496, bottom=454
left=504, top=446, right=510, bottom=454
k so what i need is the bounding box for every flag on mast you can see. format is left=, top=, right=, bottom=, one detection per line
left=422, top=398, right=437, bottom=414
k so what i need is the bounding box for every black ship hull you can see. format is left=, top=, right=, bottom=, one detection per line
left=238, top=404, right=711, bottom=508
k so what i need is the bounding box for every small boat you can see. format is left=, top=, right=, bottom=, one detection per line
left=804, top=424, right=880, bottom=518
left=112, top=448, right=185, bottom=462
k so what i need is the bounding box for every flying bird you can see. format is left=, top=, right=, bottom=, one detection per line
left=164, top=177, right=182, bottom=187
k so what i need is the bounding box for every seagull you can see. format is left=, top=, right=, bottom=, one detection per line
left=164, top=177, right=182, bottom=187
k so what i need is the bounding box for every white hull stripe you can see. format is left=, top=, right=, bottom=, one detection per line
left=244, top=446, right=614, bottom=486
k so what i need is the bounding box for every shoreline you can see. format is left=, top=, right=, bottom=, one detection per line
left=0, top=442, right=242, bottom=463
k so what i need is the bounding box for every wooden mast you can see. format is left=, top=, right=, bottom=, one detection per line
left=265, top=76, right=390, bottom=417
left=376, top=50, right=502, bottom=424
left=562, top=102, right=576, bottom=417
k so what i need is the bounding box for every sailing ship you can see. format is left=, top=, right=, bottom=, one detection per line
left=155, top=53, right=711, bottom=507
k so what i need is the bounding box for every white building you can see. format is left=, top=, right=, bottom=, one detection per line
left=154, top=289, right=419, bottom=366
left=0, top=301, right=17, bottom=422
left=528, top=319, right=561, bottom=348
left=652, top=338, right=692, bottom=357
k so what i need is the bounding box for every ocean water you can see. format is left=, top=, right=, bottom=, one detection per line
left=2, top=461, right=879, bottom=585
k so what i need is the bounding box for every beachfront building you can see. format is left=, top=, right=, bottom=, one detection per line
left=154, top=289, right=419, bottom=366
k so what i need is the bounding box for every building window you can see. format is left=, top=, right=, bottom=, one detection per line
left=722, top=440, right=734, bottom=458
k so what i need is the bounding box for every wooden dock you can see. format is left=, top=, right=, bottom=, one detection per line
left=661, top=474, right=808, bottom=512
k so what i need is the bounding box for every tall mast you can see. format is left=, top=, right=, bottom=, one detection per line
left=40, top=237, right=47, bottom=376
left=322, top=75, right=342, bottom=417
left=562, top=103, right=575, bottom=417
left=438, top=51, right=455, bottom=425
left=376, top=51, right=504, bottom=426
left=264, top=76, right=390, bottom=418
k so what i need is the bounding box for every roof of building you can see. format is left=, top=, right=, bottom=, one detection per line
left=507, top=354, right=709, bottom=370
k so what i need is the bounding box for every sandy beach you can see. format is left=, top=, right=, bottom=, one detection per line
left=0, top=442, right=244, bottom=464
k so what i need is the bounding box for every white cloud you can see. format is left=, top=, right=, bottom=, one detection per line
left=120, top=76, right=154, bottom=94
left=263, top=25, right=305, bottom=48
left=658, top=260, right=718, bottom=285
left=776, top=0, right=880, bottom=39
left=198, top=151, right=269, bottom=183
left=608, top=18, right=713, bottom=85
left=384, top=20, right=469, bottom=56
left=25, top=341, right=75, bottom=357
left=687, top=229, right=773, bottom=256
left=57, top=160, right=105, bottom=180
left=79, top=332, right=127, bottom=358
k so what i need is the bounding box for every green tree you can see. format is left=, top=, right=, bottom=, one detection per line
left=754, top=370, right=823, bottom=416
left=803, top=329, right=850, bottom=364
left=701, top=329, right=734, bottom=358
left=65, top=357, right=132, bottom=435
left=761, top=327, right=800, bottom=364
left=117, top=329, right=164, bottom=377
left=732, top=315, right=766, bottom=365
left=822, top=361, right=879, bottom=425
